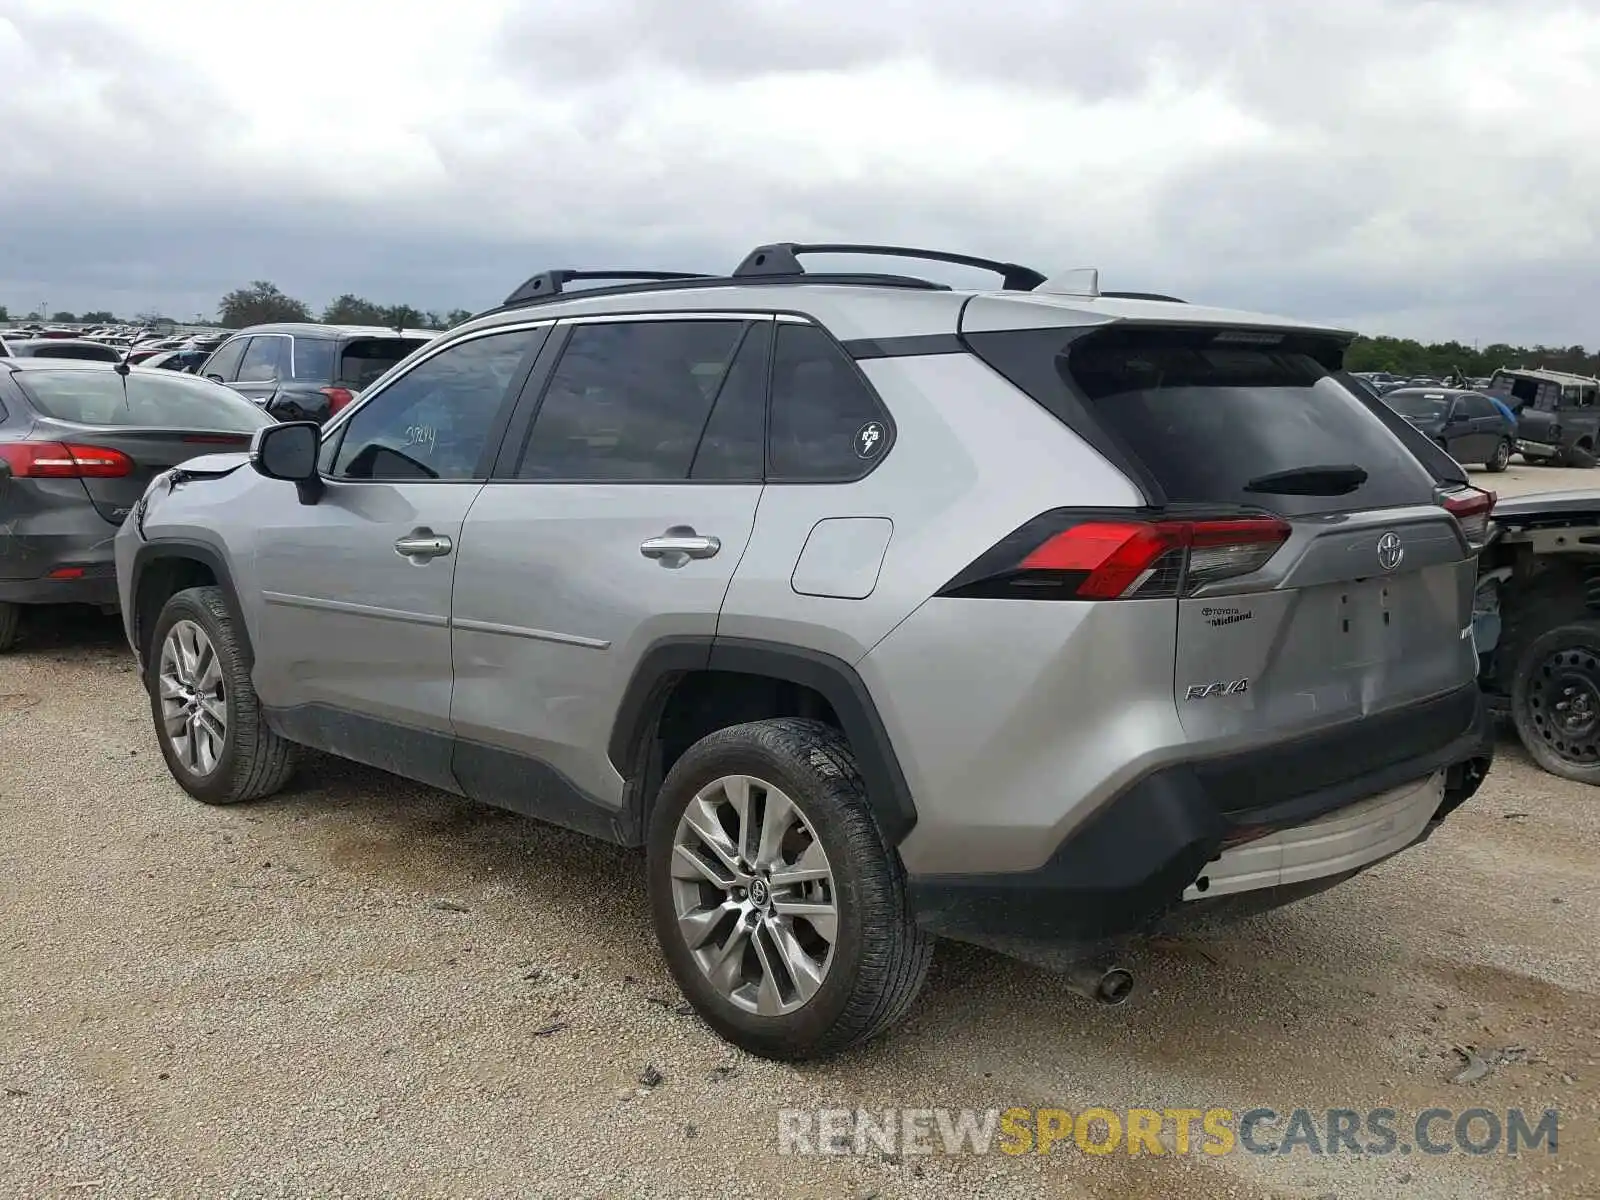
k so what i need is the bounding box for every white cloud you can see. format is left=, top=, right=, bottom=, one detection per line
left=1, top=0, right=1596, bottom=343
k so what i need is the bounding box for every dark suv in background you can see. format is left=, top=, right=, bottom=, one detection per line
left=200, top=324, right=438, bottom=423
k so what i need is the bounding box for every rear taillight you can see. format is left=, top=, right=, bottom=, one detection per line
left=939, top=512, right=1291, bottom=601
left=1442, top=486, right=1496, bottom=550
left=0, top=442, right=134, bottom=478
left=320, top=386, right=355, bottom=415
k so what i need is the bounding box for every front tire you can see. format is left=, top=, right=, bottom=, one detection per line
left=1511, top=621, right=1600, bottom=785
left=646, top=718, right=932, bottom=1060
left=0, top=602, right=18, bottom=653
left=1485, top=438, right=1512, bottom=472
left=147, top=585, right=296, bottom=804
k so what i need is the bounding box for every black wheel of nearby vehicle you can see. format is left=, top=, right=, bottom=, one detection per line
left=646, top=717, right=933, bottom=1060
left=147, top=585, right=296, bottom=804
left=1485, top=438, right=1513, bottom=472
left=0, top=602, right=18, bottom=653
left=1569, top=442, right=1598, bottom=470
left=1512, top=621, right=1600, bottom=785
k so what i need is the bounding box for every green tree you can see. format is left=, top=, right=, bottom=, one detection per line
left=444, top=308, right=475, bottom=328
left=322, top=293, right=388, bottom=324
left=380, top=304, right=423, bottom=331
left=0, top=304, right=8, bottom=322
left=218, top=281, right=313, bottom=329
left=80, top=310, right=116, bottom=324
left=51, top=310, right=76, bottom=323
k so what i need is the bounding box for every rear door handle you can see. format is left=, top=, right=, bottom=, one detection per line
left=395, top=532, right=453, bottom=560
left=640, top=528, right=721, bottom=564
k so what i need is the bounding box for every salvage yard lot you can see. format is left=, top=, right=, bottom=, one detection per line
left=3, top=464, right=1598, bottom=1199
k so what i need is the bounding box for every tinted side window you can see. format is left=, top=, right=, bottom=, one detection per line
left=1459, top=395, right=1494, bottom=419
left=237, top=336, right=287, bottom=382
left=201, top=337, right=247, bottom=381
left=330, top=329, right=542, bottom=481
left=767, top=324, right=892, bottom=481
left=291, top=337, right=336, bottom=382
left=516, top=320, right=747, bottom=481
left=690, top=322, right=769, bottom=481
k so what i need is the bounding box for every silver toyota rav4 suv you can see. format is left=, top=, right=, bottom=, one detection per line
left=115, top=244, right=1494, bottom=1060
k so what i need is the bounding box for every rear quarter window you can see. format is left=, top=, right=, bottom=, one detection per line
left=291, top=337, right=336, bottom=382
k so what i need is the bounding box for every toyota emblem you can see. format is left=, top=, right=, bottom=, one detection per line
left=1377, top=531, right=1404, bottom=572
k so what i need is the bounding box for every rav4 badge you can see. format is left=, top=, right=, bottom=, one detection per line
left=1185, top=679, right=1250, bottom=700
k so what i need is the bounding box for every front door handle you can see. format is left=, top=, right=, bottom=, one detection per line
left=640, top=527, right=721, bottom=566
left=395, top=531, right=453, bottom=560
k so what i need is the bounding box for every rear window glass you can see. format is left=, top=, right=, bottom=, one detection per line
left=337, top=338, right=431, bottom=390
left=16, top=369, right=274, bottom=431
left=1065, top=332, right=1437, bottom=513
left=970, top=326, right=1438, bottom=515
left=31, top=342, right=122, bottom=362
left=1384, top=391, right=1449, bottom=420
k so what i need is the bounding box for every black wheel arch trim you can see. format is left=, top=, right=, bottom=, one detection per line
left=129, top=538, right=252, bottom=668
left=607, top=635, right=919, bottom=845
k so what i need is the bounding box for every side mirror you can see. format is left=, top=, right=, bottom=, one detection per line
left=250, top=421, right=323, bottom=505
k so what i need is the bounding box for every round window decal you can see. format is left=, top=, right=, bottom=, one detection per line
left=855, top=420, right=886, bottom=459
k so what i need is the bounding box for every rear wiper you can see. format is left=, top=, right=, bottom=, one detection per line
left=1243, top=464, right=1368, bottom=496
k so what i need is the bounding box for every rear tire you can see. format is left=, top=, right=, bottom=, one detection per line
left=0, top=602, right=18, bottom=653
left=1511, top=621, right=1600, bottom=785
left=147, top=585, right=296, bottom=804
left=646, top=718, right=933, bottom=1060
left=1569, top=443, right=1598, bottom=470
left=1485, top=439, right=1512, bottom=472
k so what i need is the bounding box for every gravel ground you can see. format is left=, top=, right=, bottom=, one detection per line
left=2, top=462, right=1598, bottom=1199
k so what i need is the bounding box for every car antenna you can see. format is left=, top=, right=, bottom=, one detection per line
left=114, top=333, right=136, bottom=376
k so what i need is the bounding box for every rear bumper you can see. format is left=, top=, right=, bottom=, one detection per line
left=905, top=684, right=1494, bottom=952
left=1517, top=440, right=1559, bottom=458
left=0, top=531, right=119, bottom=608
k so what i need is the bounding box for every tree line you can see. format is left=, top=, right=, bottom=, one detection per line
left=1344, top=335, right=1599, bottom=380
left=215, top=282, right=474, bottom=332
left=5, top=286, right=1596, bottom=380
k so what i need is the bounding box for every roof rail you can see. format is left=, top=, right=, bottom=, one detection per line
left=732, top=243, right=1048, bottom=292
left=502, top=270, right=709, bottom=306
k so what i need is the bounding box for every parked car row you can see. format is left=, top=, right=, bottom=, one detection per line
left=1352, top=366, right=1600, bottom=470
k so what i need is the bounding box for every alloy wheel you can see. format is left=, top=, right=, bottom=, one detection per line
left=158, top=619, right=227, bottom=776
left=669, top=774, right=838, bottom=1016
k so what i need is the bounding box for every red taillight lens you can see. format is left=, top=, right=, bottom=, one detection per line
left=320, top=386, right=355, bottom=415
left=942, top=513, right=1291, bottom=601
left=0, top=442, right=134, bottom=478
left=1442, top=487, right=1495, bottom=550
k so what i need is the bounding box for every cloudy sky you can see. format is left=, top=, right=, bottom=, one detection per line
left=2, top=0, right=1597, bottom=344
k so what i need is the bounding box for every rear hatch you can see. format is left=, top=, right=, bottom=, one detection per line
left=14, top=367, right=270, bottom=523
left=963, top=317, right=1478, bottom=751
